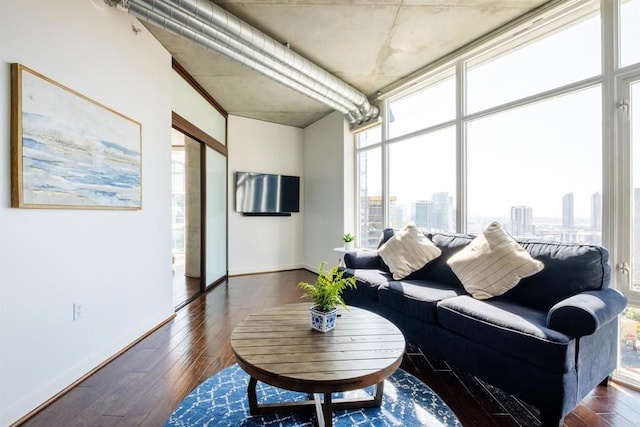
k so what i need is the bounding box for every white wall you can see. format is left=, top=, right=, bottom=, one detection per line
left=303, top=111, right=353, bottom=271
left=228, top=115, right=305, bottom=275
left=0, top=1, right=173, bottom=424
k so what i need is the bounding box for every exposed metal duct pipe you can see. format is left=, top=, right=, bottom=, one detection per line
left=105, top=0, right=379, bottom=124
left=129, top=2, right=355, bottom=116
left=165, top=0, right=376, bottom=119
left=131, top=0, right=360, bottom=117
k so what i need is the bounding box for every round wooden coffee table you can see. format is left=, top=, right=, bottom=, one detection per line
left=230, top=303, right=405, bottom=427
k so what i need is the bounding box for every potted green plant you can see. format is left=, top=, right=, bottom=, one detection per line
left=298, top=262, right=356, bottom=332
left=342, top=233, right=356, bottom=250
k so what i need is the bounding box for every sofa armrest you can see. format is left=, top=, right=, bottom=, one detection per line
left=344, top=251, right=381, bottom=269
left=547, top=288, right=627, bottom=337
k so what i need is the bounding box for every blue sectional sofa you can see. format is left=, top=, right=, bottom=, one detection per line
left=341, top=229, right=627, bottom=426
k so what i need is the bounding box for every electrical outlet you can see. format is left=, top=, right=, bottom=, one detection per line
left=73, top=303, right=83, bottom=321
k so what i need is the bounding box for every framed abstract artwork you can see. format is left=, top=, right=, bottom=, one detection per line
left=10, top=63, right=142, bottom=209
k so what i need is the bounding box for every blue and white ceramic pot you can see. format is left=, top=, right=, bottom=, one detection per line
left=309, top=306, right=338, bottom=332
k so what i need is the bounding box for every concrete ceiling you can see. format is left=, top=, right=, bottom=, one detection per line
left=144, top=0, right=550, bottom=128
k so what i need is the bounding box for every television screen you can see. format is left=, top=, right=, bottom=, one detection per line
left=235, top=171, right=300, bottom=214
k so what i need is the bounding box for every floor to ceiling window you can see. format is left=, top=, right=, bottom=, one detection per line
left=388, top=126, right=456, bottom=234
left=620, top=0, right=640, bottom=68
left=356, top=125, right=383, bottom=249
left=464, top=8, right=601, bottom=242
left=387, top=71, right=455, bottom=138
left=620, top=0, right=640, bottom=387
left=465, top=12, right=600, bottom=115
left=623, top=78, right=640, bottom=387
left=466, top=87, right=602, bottom=242
left=354, top=0, right=640, bottom=388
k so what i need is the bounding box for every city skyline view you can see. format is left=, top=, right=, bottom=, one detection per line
left=361, top=189, right=604, bottom=248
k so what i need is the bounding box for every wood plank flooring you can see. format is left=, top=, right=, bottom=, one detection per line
left=19, top=269, right=640, bottom=426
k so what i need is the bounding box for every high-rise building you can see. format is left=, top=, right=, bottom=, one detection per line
left=408, top=194, right=454, bottom=233
left=510, top=206, right=533, bottom=236
left=390, top=204, right=405, bottom=229
left=591, top=192, right=602, bottom=232
left=563, top=193, right=574, bottom=229
left=412, top=200, right=433, bottom=229
left=432, top=192, right=455, bottom=233
left=363, top=196, right=383, bottom=248
left=361, top=196, right=398, bottom=248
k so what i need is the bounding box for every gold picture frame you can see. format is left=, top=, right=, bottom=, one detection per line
left=11, top=63, right=142, bottom=209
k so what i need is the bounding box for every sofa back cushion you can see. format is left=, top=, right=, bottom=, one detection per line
left=415, top=232, right=611, bottom=311
left=502, top=239, right=611, bottom=310
left=377, top=228, right=396, bottom=249
left=405, top=233, right=473, bottom=288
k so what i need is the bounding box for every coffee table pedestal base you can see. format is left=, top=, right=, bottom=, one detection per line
left=247, top=376, right=384, bottom=427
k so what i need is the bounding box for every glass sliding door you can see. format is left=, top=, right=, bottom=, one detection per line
left=172, top=61, right=228, bottom=305
left=204, top=145, right=227, bottom=287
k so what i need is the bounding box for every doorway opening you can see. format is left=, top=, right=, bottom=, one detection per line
left=171, top=129, right=202, bottom=308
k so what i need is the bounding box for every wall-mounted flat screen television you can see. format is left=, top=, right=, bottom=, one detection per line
left=235, top=171, right=300, bottom=216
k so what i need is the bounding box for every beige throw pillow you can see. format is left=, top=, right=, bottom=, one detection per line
left=447, top=221, right=544, bottom=299
left=378, top=222, right=442, bottom=280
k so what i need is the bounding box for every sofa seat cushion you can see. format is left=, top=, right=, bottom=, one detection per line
left=345, top=269, right=392, bottom=303
left=437, top=296, right=575, bottom=373
left=378, top=280, right=464, bottom=323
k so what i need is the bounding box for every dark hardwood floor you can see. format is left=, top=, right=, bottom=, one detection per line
left=19, top=270, right=640, bottom=426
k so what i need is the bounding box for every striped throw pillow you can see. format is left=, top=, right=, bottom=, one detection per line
left=378, top=222, right=442, bottom=280
left=447, top=222, right=544, bottom=299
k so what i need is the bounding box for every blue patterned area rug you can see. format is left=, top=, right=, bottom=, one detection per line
left=166, top=364, right=460, bottom=426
